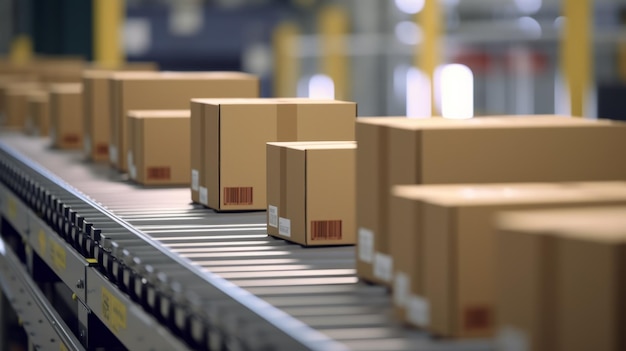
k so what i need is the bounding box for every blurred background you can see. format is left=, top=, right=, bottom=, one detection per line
left=2, top=0, right=625, bottom=119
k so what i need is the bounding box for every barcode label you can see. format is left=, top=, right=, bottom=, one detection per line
left=110, top=145, right=118, bottom=163
left=96, top=143, right=108, bottom=156
left=127, top=151, right=134, bottom=176
left=268, top=205, right=278, bottom=228
left=394, top=272, right=410, bottom=307
left=130, top=164, right=137, bottom=180
left=147, top=167, right=171, bottom=180
left=358, top=228, right=374, bottom=263
left=311, top=220, right=342, bottom=240
left=63, top=134, right=80, bottom=144
left=407, top=295, right=429, bottom=327
left=199, top=187, right=208, bottom=205
left=223, top=187, right=253, bottom=206
left=374, top=253, right=393, bottom=282
left=279, top=217, right=291, bottom=237
left=191, top=169, right=199, bottom=191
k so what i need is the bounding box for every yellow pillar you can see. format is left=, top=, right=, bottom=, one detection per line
left=9, top=35, right=34, bottom=65
left=273, top=22, right=300, bottom=97
left=93, top=0, right=125, bottom=68
left=561, top=0, right=592, bottom=117
left=416, top=0, right=442, bottom=116
left=318, top=5, right=350, bottom=100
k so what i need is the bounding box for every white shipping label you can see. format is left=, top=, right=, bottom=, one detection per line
left=130, top=164, right=137, bottom=180
left=191, top=169, right=199, bottom=191
left=199, top=187, right=208, bottom=205
left=268, top=205, right=278, bottom=228
left=50, top=127, right=56, bottom=143
left=127, top=151, right=134, bottom=177
left=84, top=134, right=92, bottom=156
left=496, top=326, right=529, bottom=351
left=407, top=295, right=430, bottom=327
left=110, top=145, right=118, bottom=163
left=394, top=272, right=410, bottom=307
left=373, top=253, right=393, bottom=282
left=278, top=217, right=291, bottom=237
left=358, top=228, right=374, bottom=263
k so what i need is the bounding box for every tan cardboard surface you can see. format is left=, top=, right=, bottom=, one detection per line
left=49, top=83, right=83, bottom=149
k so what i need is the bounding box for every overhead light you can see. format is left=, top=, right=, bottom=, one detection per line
left=308, top=74, right=335, bottom=99
left=514, top=0, right=542, bottom=15
left=406, top=67, right=431, bottom=118
left=394, top=0, right=425, bottom=15
left=395, top=21, right=422, bottom=45
left=435, top=64, right=474, bottom=119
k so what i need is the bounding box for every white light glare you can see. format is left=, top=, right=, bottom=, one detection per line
left=514, top=0, right=542, bottom=14
left=395, top=0, right=425, bottom=15
left=435, top=64, right=474, bottom=119
left=406, top=67, right=431, bottom=118
left=308, top=74, right=335, bottom=99
left=517, top=16, right=542, bottom=39
left=395, top=21, right=422, bottom=45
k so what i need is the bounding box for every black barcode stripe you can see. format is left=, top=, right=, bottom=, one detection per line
left=224, top=187, right=253, bottom=205
left=311, top=220, right=342, bottom=240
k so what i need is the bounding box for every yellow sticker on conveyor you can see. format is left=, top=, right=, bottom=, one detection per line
left=50, top=240, right=66, bottom=271
left=101, top=287, right=127, bottom=333
left=38, top=229, right=47, bottom=254
left=7, top=196, right=17, bottom=220
left=60, top=342, right=68, bottom=351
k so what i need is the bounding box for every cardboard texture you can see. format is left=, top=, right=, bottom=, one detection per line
left=390, top=183, right=626, bottom=339
left=3, top=82, right=42, bottom=128
left=82, top=67, right=157, bottom=162
left=49, top=83, right=83, bottom=149
left=266, top=142, right=356, bottom=244
left=26, top=91, right=49, bottom=136
left=127, top=110, right=191, bottom=185
left=356, top=116, right=626, bottom=286
left=191, top=98, right=357, bottom=210
left=0, top=75, right=38, bottom=123
left=496, top=207, right=626, bottom=351
left=109, top=71, right=259, bottom=171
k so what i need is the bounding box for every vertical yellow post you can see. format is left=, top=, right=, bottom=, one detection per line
left=93, top=0, right=125, bottom=68
left=416, top=0, right=442, bottom=115
left=9, top=35, right=34, bottom=65
left=273, top=22, right=300, bottom=97
left=561, top=0, right=592, bottom=117
left=318, top=5, right=350, bottom=100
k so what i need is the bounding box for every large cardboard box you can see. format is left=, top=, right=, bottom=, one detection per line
left=127, top=110, right=191, bottom=185
left=3, top=82, right=42, bottom=128
left=26, top=91, right=49, bottom=136
left=49, top=83, right=83, bottom=149
left=109, top=72, right=259, bottom=171
left=0, top=75, right=38, bottom=123
left=357, top=116, right=626, bottom=286
left=496, top=207, right=626, bottom=351
left=83, top=67, right=157, bottom=162
left=266, top=142, right=356, bottom=243
left=391, top=183, right=626, bottom=339
left=191, top=98, right=357, bottom=210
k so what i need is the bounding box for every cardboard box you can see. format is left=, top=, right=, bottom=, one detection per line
left=0, top=75, right=38, bottom=123
left=83, top=67, right=157, bottom=162
left=496, top=207, right=626, bottom=351
left=26, top=91, right=49, bottom=136
left=3, top=82, right=42, bottom=128
left=266, top=141, right=356, bottom=240
left=390, top=183, right=626, bottom=339
left=192, top=99, right=357, bottom=210
left=127, top=110, right=191, bottom=185
left=109, top=71, right=259, bottom=171
left=357, top=116, right=626, bottom=286
left=49, top=83, right=83, bottom=149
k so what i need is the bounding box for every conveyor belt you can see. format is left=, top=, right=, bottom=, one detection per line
left=0, top=132, right=493, bottom=351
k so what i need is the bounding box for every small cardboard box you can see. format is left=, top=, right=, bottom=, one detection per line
left=357, top=116, right=626, bottom=287
left=277, top=143, right=356, bottom=246
left=26, top=91, right=49, bottom=136
left=390, top=183, right=626, bottom=339
left=127, top=110, right=191, bottom=185
left=192, top=99, right=357, bottom=210
left=3, top=82, right=42, bottom=129
left=267, top=141, right=356, bottom=239
left=110, top=71, right=259, bottom=172
left=496, top=207, right=626, bottom=351
left=0, top=76, right=38, bottom=123
left=49, top=83, right=83, bottom=149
